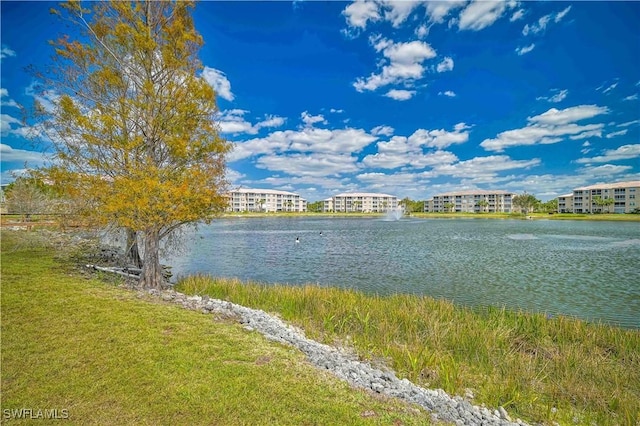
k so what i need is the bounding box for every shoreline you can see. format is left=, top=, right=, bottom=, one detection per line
left=3, top=229, right=639, bottom=424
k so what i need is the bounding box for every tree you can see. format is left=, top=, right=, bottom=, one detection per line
left=512, top=193, right=539, bottom=215
left=307, top=200, right=323, bottom=213
left=400, top=197, right=411, bottom=213
left=443, top=202, right=455, bottom=213
left=593, top=196, right=614, bottom=214
left=539, top=199, right=558, bottom=213
left=603, top=197, right=614, bottom=213
left=4, top=176, right=51, bottom=222
left=36, top=1, right=231, bottom=288
left=476, top=199, right=489, bottom=213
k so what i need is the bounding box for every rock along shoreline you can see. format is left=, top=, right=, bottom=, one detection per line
left=142, top=286, right=529, bottom=426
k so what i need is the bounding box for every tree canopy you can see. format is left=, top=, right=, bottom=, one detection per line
left=512, top=193, right=540, bottom=214
left=36, top=1, right=231, bottom=288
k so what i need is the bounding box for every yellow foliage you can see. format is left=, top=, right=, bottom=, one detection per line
left=40, top=1, right=231, bottom=237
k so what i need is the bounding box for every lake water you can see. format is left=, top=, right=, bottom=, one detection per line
left=167, top=217, right=640, bottom=329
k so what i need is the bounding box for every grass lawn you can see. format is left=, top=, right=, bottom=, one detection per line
left=0, top=230, right=430, bottom=425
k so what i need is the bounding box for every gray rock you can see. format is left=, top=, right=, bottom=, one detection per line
left=499, top=406, right=512, bottom=421
left=144, top=288, right=528, bottom=426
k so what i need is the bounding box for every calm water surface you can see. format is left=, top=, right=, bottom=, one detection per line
left=167, top=217, right=640, bottom=328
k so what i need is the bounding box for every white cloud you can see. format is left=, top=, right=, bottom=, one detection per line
left=357, top=171, right=420, bottom=187
left=408, top=123, right=470, bottom=149
left=576, top=144, right=640, bottom=164
left=617, top=119, right=640, bottom=128
left=510, top=9, right=525, bottom=22
left=439, top=90, right=457, bottom=97
left=341, top=0, right=419, bottom=32
left=569, top=130, right=602, bottom=140
left=536, top=89, right=568, bottom=103
left=605, top=129, right=628, bottom=139
left=0, top=143, right=49, bottom=164
left=410, top=150, right=459, bottom=168
left=330, top=108, right=344, bottom=113
left=580, top=141, right=592, bottom=154
left=433, top=155, right=541, bottom=178
left=381, top=0, right=420, bottom=28
left=300, top=111, right=327, bottom=127
left=548, top=89, right=568, bottom=103
left=377, top=37, right=437, bottom=64
left=384, top=89, right=415, bottom=101
left=415, top=24, right=429, bottom=39
left=229, top=127, right=377, bottom=164
left=554, top=5, right=572, bottom=23
left=361, top=122, right=469, bottom=170
left=371, top=125, right=394, bottom=136
left=522, top=6, right=570, bottom=37
left=225, top=168, right=245, bottom=186
left=457, top=1, right=515, bottom=31
left=580, top=164, right=633, bottom=176
left=202, top=67, right=235, bottom=101
left=530, top=105, right=608, bottom=125
left=0, top=88, right=18, bottom=108
left=1, top=46, right=16, bottom=59
left=623, top=94, right=638, bottom=101
left=601, top=82, right=618, bottom=94
left=257, top=152, right=361, bottom=177
left=426, top=1, right=467, bottom=24
left=522, top=14, right=551, bottom=36
left=515, top=44, right=535, bottom=55
left=257, top=115, right=286, bottom=129
left=1, top=114, right=21, bottom=136
left=342, top=0, right=380, bottom=30
left=480, top=105, right=609, bottom=152
left=362, top=145, right=458, bottom=170
left=436, top=56, right=454, bottom=73
left=354, top=37, right=437, bottom=93
left=218, top=109, right=285, bottom=135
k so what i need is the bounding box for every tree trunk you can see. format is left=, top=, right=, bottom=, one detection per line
left=126, top=228, right=143, bottom=268
left=140, top=227, right=165, bottom=289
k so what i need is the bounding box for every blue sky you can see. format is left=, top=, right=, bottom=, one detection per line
left=1, top=1, right=639, bottom=202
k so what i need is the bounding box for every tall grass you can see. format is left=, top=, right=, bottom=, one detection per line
left=178, top=276, right=640, bottom=425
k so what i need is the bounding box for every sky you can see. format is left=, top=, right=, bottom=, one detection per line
left=1, top=1, right=639, bottom=202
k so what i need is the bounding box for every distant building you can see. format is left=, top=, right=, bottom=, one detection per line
left=323, top=192, right=398, bottom=213
left=557, top=193, right=574, bottom=213
left=424, top=190, right=515, bottom=213
left=566, top=181, right=639, bottom=214
left=226, top=188, right=306, bottom=212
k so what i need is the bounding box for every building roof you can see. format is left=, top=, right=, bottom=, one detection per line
left=230, top=188, right=299, bottom=196
left=558, top=193, right=574, bottom=198
left=333, top=192, right=397, bottom=198
left=573, top=181, right=640, bottom=191
left=432, top=189, right=515, bottom=197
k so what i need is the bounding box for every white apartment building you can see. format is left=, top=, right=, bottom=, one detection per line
left=569, top=181, right=639, bottom=214
left=557, top=193, right=574, bottom=213
left=323, top=192, right=398, bottom=213
left=227, top=188, right=307, bottom=213
left=424, top=190, right=515, bottom=213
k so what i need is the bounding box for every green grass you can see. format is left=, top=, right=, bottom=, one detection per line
left=177, top=276, right=640, bottom=425
left=0, top=231, right=431, bottom=425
